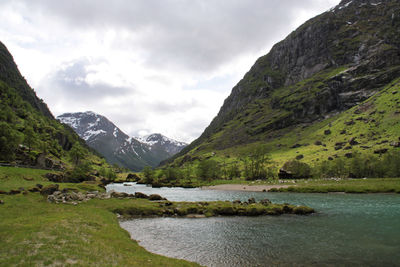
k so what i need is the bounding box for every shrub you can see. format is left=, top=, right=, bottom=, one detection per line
left=280, top=160, right=311, bottom=179
left=196, top=159, right=221, bottom=180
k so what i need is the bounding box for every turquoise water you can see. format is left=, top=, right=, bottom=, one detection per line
left=108, top=183, right=400, bottom=266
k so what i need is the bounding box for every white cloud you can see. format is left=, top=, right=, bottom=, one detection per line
left=0, top=0, right=340, bottom=143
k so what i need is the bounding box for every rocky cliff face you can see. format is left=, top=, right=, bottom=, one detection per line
left=173, top=0, right=400, bottom=158
left=58, top=112, right=187, bottom=171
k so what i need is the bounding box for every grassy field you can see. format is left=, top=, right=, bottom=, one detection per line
left=0, top=194, right=199, bottom=267
left=0, top=166, right=314, bottom=266
left=270, top=178, right=400, bottom=193
left=0, top=166, right=101, bottom=192
left=0, top=166, right=199, bottom=266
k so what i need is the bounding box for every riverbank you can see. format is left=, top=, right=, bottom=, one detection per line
left=202, top=184, right=291, bottom=192
left=202, top=178, right=400, bottom=194
left=0, top=166, right=313, bottom=266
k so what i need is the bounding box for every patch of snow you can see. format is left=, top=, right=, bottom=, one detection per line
left=83, top=129, right=106, bottom=141
left=370, top=2, right=382, bottom=6
left=113, top=127, right=118, bottom=138
left=58, top=116, right=80, bottom=129
left=338, top=0, right=353, bottom=10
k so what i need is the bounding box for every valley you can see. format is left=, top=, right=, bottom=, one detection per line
left=1, top=0, right=400, bottom=266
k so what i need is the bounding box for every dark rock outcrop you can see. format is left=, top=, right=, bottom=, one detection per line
left=40, top=184, right=59, bottom=196
left=167, top=0, right=400, bottom=160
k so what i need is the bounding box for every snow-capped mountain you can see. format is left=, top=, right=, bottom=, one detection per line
left=136, top=133, right=187, bottom=155
left=57, top=111, right=187, bottom=171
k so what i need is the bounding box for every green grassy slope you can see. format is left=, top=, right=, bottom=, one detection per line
left=165, top=78, right=400, bottom=179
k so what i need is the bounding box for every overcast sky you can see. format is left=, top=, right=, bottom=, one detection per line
left=0, top=0, right=340, bottom=143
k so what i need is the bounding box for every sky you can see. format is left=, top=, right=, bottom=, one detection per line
left=0, top=0, right=340, bottom=143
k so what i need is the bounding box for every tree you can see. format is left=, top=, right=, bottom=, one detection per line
left=69, top=143, right=86, bottom=165
left=0, top=122, right=22, bottom=161
left=143, top=166, right=155, bottom=184
left=227, top=162, right=241, bottom=179
left=23, top=126, right=36, bottom=153
left=242, top=145, right=270, bottom=180
left=196, top=159, right=221, bottom=180
left=163, top=167, right=183, bottom=181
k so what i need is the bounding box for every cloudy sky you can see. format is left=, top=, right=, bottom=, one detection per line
left=0, top=0, right=340, bottom=143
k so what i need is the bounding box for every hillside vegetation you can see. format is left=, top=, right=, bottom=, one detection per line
left=160, top=0, right=400, bottom=184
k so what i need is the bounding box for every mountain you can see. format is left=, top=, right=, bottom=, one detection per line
left=0, top=41, right=105, bottom=170
left=57, top=112, right=187, bottom=171
left=166, top=0, right=400, bottom=169
left=0, top=42, right=53, bottom=119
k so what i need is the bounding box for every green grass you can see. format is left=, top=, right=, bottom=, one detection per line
left=166, top=79, right=400, bottom=181
left=0, top=166, right=314, bottom=266
left=0, top=194, right=198, bottom=267
left=270, top=178, right=400, bottom=193
left=0, top=166, right=101, bottom=193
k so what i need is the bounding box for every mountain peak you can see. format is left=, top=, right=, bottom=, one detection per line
left=58, top=112, right=187, bottom=170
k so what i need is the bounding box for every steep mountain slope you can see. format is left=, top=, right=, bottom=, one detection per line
left=57, top=112, right=187, bottom=171
left=0, top=42, right=53, bottom=118
left=167, top=0, right=400, bottom=168
left=0, top=41, right=105, bottom=170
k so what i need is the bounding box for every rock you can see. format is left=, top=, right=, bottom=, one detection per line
left=40, top=184, right=59, bottom=196
left=45, top=173, right=65, bottom=182
left=390, top=142, right=400, bottom=148
left=335, top=145, right=343, bottom=151
left=126, top=173, right=140, bottom=182
left=348, top=137, right=359, bottom=146
left=233, top=200, right=241, bottom=204
left=328, top=157, right=334, bottom=161
left=260, top=199, right=271, bottom=205
left=0, top=200, right=4, bottom=204
left=296, top=154, right=304, bottom=160
left=324, top=129, right=331, bottom=135
left=248, top=198, right=256, bottom=204
left=134, top=192, right=149, bottom=199
left=123, top=184, right=132, bottom=186
left=343, top=146, right=352, bottom=150
left=148, top=194, right=165, bottom=201
left=8, top=189, right=21, bottom=195
left=110, top=192, right=129, bottom=198
left=345, top=152, right=353, bottom=158
left=47, top=195, right=57, bottom=203
left=374, top=148, right=388, bottom=154
left=283, top=205, right=293, bottom=213
left=86, top=193, right=97, bottom=199
left=340, top=130, right=347, bottom=135
left=314, top=140, right=322, bottom=145
left=290, top=143, right=301, bottom=148
left=0, top=190, right=7, bottom=194
left=344, top=120, right=355, bottom=126
left=28, top=187, right=40, bottom=192
left=278, top=168, right=293, bottom=179
left=36, top=184, right=43, bottom=189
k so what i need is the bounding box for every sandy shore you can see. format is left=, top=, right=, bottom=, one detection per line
left=201, top=184, right=291, bottom=192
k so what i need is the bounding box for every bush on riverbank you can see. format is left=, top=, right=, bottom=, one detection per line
left=312, top=151, right=400, bottom=179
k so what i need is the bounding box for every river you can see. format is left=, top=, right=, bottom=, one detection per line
left=107, top=183, right=400, bottom=266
